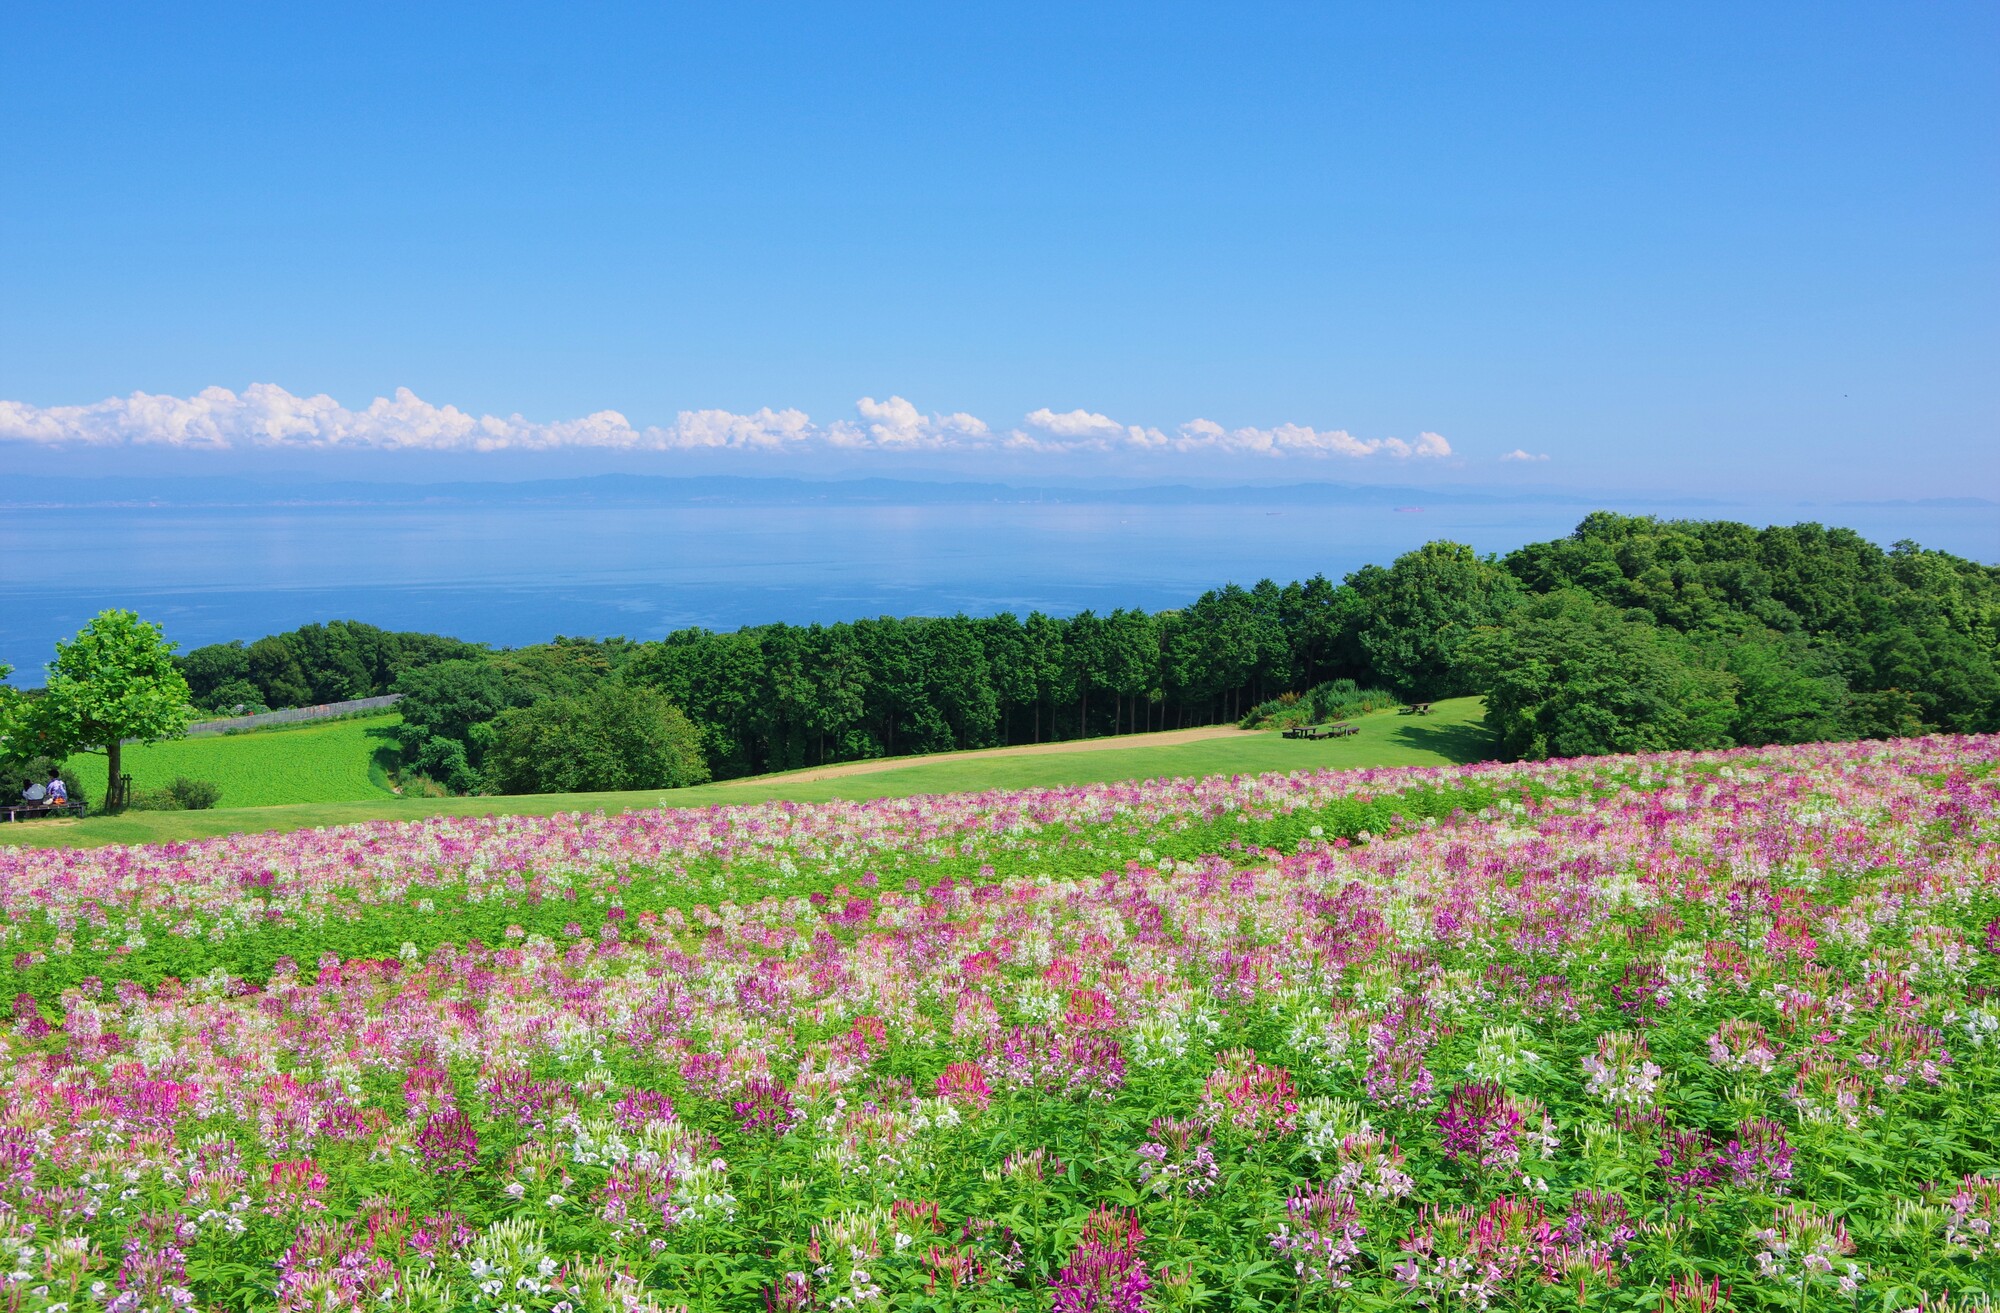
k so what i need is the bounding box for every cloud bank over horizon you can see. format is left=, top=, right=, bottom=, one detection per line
left=0, top=384, right=1456, bottom=462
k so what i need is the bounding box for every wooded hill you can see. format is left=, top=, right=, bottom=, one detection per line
left=174, top=513, right=2000, bottom=788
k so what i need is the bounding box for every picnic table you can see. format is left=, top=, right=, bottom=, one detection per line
left=1283, top=723, right=1359, bottom=740
left=1403, top=702, right=1433, bottom=716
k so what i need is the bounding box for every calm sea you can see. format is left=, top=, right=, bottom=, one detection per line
left=2, top=495, right=1993, bottom=675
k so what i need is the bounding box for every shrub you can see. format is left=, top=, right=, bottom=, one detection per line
left=202, top=678, right=268, bottom=715
left=400, top=773, right=454, bottom=799
left=127, top=776, right=222, bottom=811
left=484, top=684, right=710, bottom=794
left=1242, top=680, right=1399, bottom=730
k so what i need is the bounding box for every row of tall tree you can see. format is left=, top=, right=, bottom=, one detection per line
left=382, top=515, right=2000, bottom=787
left=150, top=513, right=2000, bottom=789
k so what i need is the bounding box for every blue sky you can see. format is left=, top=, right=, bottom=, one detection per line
left=1, top=2, right=1994, bottom=496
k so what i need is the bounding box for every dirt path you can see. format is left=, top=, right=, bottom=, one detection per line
left=717, top=725, right=1257, bottom=786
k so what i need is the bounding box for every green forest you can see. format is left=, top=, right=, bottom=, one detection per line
left=170, top=513, right=2000, bottom=793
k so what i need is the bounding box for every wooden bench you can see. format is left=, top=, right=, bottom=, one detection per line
left=1, top=800, right=84, bottom=823
left=1402, top=702, right=1433, bottom=716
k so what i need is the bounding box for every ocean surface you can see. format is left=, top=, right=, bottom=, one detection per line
left=2, top=488, right=1993, bottom=675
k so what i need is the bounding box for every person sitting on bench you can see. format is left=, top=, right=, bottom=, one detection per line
left=19, top=778, right=45, bottom=805
left=43, top=771, right=67, bottom=809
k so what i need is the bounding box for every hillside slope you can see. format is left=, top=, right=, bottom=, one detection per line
left=9, top=698, right=1489, bottom=848
left=57, top=714, right=402, bottom=810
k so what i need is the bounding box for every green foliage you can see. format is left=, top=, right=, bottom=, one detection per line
left=1709, top=625, right=1844, bottom=746
left=0, top=659, right=18, bottom=768
left=203, top=677, right=269, bottom=714
left=127, top=775, right=223, bottom=811
left=484, top=684, right=711, bottom=794
left=181, top=620, right=487, bottom=711
left=1349, top=542, right=1522, bottom=701
left=1463, top=589, right=1738, bottom=760
left=23, top=611, right=195, bottom=789
left=392, top=658, right=517, bottom=793
left=1504, top=512, right=2000, bottom=739
left=1241, top=679, right=1400, bottom=730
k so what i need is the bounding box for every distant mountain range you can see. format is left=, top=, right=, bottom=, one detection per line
left=9, top=473, right=1970, bottom=512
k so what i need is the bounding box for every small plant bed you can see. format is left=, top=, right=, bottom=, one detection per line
left=1244, top=678, right=1402, bottom=732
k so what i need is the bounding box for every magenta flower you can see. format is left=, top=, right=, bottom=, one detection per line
left=1050, top=1209, right=1148, bottom=1313
left=414, top=1109, right=478, bottom=1173
left=1436, top=1081, right=1526, bottom=1170
left=935, top=1061, right=992, bottom=1111
left=733, top=1077, right=799, bottom=1135
left=612, top=1087, right=677, bottom=1133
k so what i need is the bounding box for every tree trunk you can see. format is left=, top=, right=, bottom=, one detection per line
left=106, top=739, right=122, bottom=811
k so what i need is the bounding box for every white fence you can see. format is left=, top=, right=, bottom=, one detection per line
left=181, top=693, right=404, bottom=737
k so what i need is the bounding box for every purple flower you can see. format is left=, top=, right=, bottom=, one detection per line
left=1269, top=1183, right=1366, bottom=1287
left=1050, top=1209, right=1148, bottom=1313
left=1436, top=1081, right=1538, bottom=1171
left=733, top=1077, right=799, bottom=1136
left=1135, top=1117, right=1217, bottom=1198
left=1719, top=1117, right=1794, bottom=1193
left=414, top=1109, right=478, bottom=1173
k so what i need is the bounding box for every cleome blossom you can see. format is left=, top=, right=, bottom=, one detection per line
left=0, top=732, right=1989, bottom=1306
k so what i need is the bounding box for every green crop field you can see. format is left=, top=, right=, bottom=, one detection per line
left=51, top=713, right=403, bottom=812
left=5, top=697, right=1491, bottom=849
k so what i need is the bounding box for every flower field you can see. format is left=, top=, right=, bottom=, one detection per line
left=0, top=737, right=1996, bottom=1311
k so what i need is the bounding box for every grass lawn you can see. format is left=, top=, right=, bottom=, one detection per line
left=5, top=697, right=1493, bottom=849
left=53, top=714, right=403, bottom=811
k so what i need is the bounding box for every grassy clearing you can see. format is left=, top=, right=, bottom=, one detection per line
left=5, top=697, right=1492, bottom=849
left=54, top=713, right=403, bottom=811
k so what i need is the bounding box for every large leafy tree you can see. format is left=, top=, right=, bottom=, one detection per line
left=391, top=658, right=516, bottom=793
left=484, top=684, right=709, bottom=795
left=1462, top=590, right=1737, bottom=760
left=1352, top=542, right=1522, bottom=701
left=1708, top=626, right=1844, bottom=746
left=0, top=660, right=18, bottom=766
left=30, top=610, right=196, bottom=806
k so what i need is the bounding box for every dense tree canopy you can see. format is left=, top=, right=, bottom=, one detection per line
left=1462, top=590, right=1737, bottom=760
left=1350, top=542, right=1522, bottom=701
left=391, top=659, right=518, bottom=794
left=179, top=621, right=484, bottom=712
left=484, top=685, right=710, bottom=794
left=148, top=514, right=1996, bottom=792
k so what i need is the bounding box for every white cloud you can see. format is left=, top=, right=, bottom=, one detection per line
left=841, top=395, right=992, bottom=448
left=1025, top=407, right=1127, bottom=440
left=666, top=407, right=814, bottom=450
left=1161, top=421, right=1451, bottom=459
left=1500, top=448, right=1550, bottom=462
left=0, top=384, right=1454, bottom=461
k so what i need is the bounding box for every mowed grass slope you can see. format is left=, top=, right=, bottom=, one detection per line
left=56, top=714, right=402, bottom=811
left=7, top=697, right=1492, bottom=849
